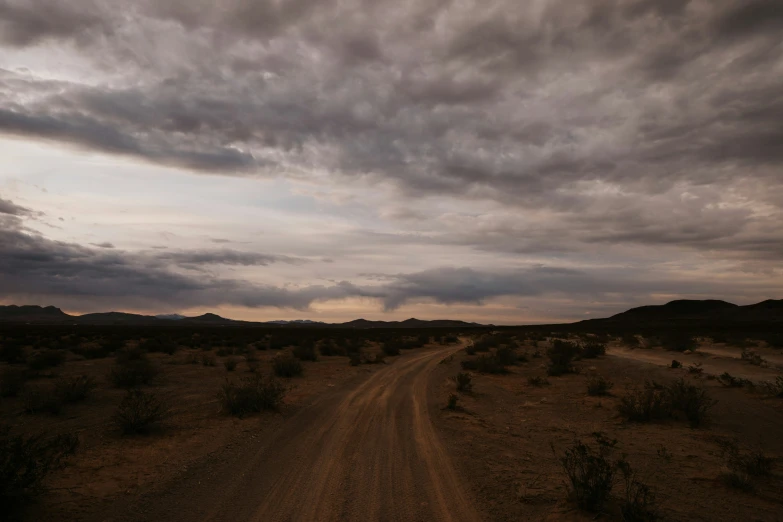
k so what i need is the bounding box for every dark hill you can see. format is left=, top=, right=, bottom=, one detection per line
left=0, top=305, right=70, bottom=322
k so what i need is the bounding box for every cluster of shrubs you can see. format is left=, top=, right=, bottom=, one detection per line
left=557, top=433, right=658, bottom=520
left=717, top=438, right=774, bottom=492
left=218, top=374, right=286, bottom=417
left=0, top=426, right=79, bottom=514
left=109, top=348, right=158, bottom=388
left=618, top=379, right=716, bottom=427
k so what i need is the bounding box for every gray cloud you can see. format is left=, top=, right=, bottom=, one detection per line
left=1, top=1, right=782, bottom=318
left=0, top=196, right=31, bottom=216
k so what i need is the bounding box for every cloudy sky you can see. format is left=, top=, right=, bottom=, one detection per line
left=1, top=0, right=782, bottom=323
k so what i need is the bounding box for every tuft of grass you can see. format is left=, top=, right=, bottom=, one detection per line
left=527, top=376, right=550, bottom=387
left=686, top=363, right=703, bottom=374
left=586, top=375, right=614, bottom=396
left=272, top=353, right=303, bottom=377
left=0, top=426, right=79, bottom=514
left=670, top=360, right=682, bottom=368
left=223, top=357, right=238, bottom=371
left=218, top=374, right=286, bottom=417
left=446, top=393, right=459, bottom=410
left=113, top=389, right=170, bottom=435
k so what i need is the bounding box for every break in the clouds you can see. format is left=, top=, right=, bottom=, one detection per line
left=0, top=0, right=781, bottom=322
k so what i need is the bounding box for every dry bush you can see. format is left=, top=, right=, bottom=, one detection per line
left=446, top=393, right=459, bottom=410
left=618, top=381, right=671, bottom=422
left=547, top=340, right=581, bottom=376
left=0, top=426, right=78, bottom=513
left=617, top=459, right=660, bottom=521
left=292, top=342, right=318, bottom=361
left=22, top=386, right=64, bottom=415
left=670, top=360, right=682, bottom=368
left=460, top=354, right=507, bottom=374
left=272, top=353, right=303, bottom=377
left=113, top=389, right=171, bottom=435
left=110, top=348, right=158, bottom=388
left=581, top=342, right=606, bottom=359
left=54, top=375, right=97, bottom=403
left=245, top=355, right=259, bottom=372
left=717, top=372, right=752, bottom=388
left=527, top=376, right=550, bottom=387
left=587, top=375, right=614, bottom=396
left=223, top=357, right=238, bottom=371
left=556, top=433, right=617, bottom=512
left=667, top=378, right=716, bottom=427
left=201, top=352, right=217, bottom=366
left=348, top=352, right=362, bottom=366
left=453, top=372, right=473, bottom=392
left=0, top=367, right=27, bottom=398
left=218, top=374, right=286, bottom=417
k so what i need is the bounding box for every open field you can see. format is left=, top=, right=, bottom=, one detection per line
left=2, top=326, right=783, bottom=521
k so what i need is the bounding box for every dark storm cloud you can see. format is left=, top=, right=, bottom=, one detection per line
left=0, top=207, right=350, bottom=310
left=0, top=196, right=31, bottom=216
left=153, top=249, right=305, bottom=267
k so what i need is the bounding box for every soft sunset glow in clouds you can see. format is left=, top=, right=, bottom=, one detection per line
left=1, top=0, right=782, bottom=323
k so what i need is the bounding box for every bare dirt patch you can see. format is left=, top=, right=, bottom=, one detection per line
left=432, top=346, right=783, bottom=521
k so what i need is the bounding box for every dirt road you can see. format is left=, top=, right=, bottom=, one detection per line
left=100, top=344, right=480, bottom=522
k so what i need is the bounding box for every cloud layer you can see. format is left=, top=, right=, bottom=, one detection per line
left=1, top=0, right=781, bottom=320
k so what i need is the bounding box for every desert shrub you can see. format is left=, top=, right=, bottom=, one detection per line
left=464, top=343, right=476, bottom=355
left=557, top=433, right=617, bottom=512
left=617, top=459, right=659, bottom=521
left=382, top=342, right=401, bottom=356
left=444, top=335, right=459, bottom=344
left=292, top=343, right=318, bottom=362
left=622, top=334, right=641, bottom=347
left=54, top=375, right=97, bottom=403
left=717, top=372, right=751, bottom=388
left=185, top=352, right=200, bottom=364
left=667, top=378, right=715, bottom=427
left=0, top=342, right=26, bottom=364
left=495, top=346, right=518, bottom=366
left=661, top=334, right=696, bottom=352
left=547, top=340, right=581, bottom=376
left=110, top=349, right=158, bottom=387
left=718, top=439, right=773, bottom=484
left=741, top=348, right=767, bottom=366
left=27, top=350, right=66, bottom=372
left=348, top=352, right=362, bottom=366
left=218, top=374, right=286, bottom=417
left=21, top=387, right=64, bottom=415
left=139, top=337, right=177, bottom=355
left=581, top=343, right=606, bottom=359
left=453, top=372, right=472, bottom=392
left=216, top=346, right=233, bottom=357
left=587, top=375, right=614, bottom=396
left=0, top=368, right=27, bottom=398
left=201, top=352, right=217, bottom=366
left=460, top=354, right=507, bottom=374
left=223, top=357, right=238, bottom=371
left=527, top=376, right=550, bottom=387
left=272, top=353, right=303, bottom=377
left=446, top=393, right=459, bottom=410
left=670, top=360, right=682, bottom=368
left=618, top=381, right=672, bottom=422
left=364, top=351, right=386, bottom=364
left=113, top=390, right=170, bottom=435
left=0, top=426, right=78, bottom=513
left=245, top=355, right=259, bottom=373
left=759, top=376, right=783, bottom=397
left=686, top=363, right=703, bottom=374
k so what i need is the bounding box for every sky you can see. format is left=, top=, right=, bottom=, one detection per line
left=0, top=0, right=782, bottom=324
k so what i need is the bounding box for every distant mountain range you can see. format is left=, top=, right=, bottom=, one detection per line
left=0, top=305, right=485, bottom=328
left=577, top=299, right=783, bottom=329
left=0, top=300, right=779, bottom=328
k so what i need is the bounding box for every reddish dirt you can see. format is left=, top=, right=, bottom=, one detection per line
left=431, top=344, right=783, bottom=521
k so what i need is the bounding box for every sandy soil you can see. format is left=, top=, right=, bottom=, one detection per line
left=3, top=347, right=384, bottom=521
left=431, top=345, right=783, bottom=521
left=80, top=343, right=477, bottom=522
